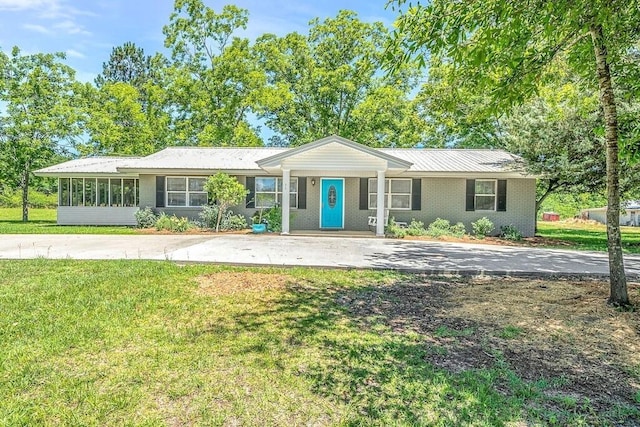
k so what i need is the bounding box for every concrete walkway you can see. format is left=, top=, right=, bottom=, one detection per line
left=1, top=233, right=639, bottom=278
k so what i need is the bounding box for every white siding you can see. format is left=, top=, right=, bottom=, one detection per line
left=57, top=207, right=138, bottom=225
left=281, top=142, right=387, bottom=171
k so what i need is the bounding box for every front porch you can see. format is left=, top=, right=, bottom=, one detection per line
left=256, top=135, right=412, bottom=237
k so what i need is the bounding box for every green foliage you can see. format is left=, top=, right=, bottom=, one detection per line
left=199, top=205, right=247, bottom=231
left=220, top=211, right=248, bottom=231
left=472, top=217, right=495, bottom=238
left=536, top=221, right=640, bottom=254
left=426, top=218, right=466, bottom=238
left=406, top=219, right=426, bottom=236
left=254, top=10, right=426, bottom=147
left=262, top=205, right=283, bottom=233
left=204, top=173, right=248, bottom=232
left=386, top=218, right=407, bottom=238
left=0, top=189, right=57, bottom=209
left=390, top=0, right=640, bottom=305
left=500, top=326, right=524, bottom=340
left=0, top=47, right=83, bottom=220
left=198, top=205, right=220, bottom=229
left=134, top=207, right=158, bottom=229
left=539, top=192, right=607, bottom=220
left=155, top=213, right=192, bottom=232
left=500, top=225, right=523, bottom=241
left=162, top=0, right=263, bottom=146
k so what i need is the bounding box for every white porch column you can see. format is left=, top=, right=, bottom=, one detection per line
left=376, top=170, right=386, bottom=237
left=281, top=168, right=290, bottom=235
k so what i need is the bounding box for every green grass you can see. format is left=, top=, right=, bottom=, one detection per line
left=0, top=208, right=136, bottom=234
left=1, top=261, right=635, bottom=425
left=537, top=221, right=640, bottom=254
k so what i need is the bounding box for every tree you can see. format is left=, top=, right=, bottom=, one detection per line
left=390, top=0, right=640, bottom=306
left=162, top=0, right=264, bottom=147
left=254, top=10, right=426, bottom=147
left=204, top=173, right=248, bottom=232
left=89, top=43, right=173, bottom=154
left=80, top=82, right=160, bottom=155
left=0, top=47, right=82, bottom=221
left=95, top=42, right=156, bottom=91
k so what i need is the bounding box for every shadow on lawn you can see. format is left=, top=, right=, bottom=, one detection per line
left=226, top=276, right=640, bottom=425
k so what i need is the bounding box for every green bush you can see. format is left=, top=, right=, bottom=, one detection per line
left=0, top=189, right=57, bottom=208
left=450, top=222, right=466, bottom=238
left=134, top=207, right=158, bottom=229
left=263, top=206, right=282, bottom=232
left=406, top=219, right=426, bottom=236
left=198, top=205, right=220, bottom=229
left=155, top=213, right=192, bottom=232
left=426, top=218, right=453, bottom=238
left=472, top=217, right=495, bottom=238
left=220, top=210, right=248, bottom=231
left=500, top=224, right=523, bottom=241
left=427, top=219, right=466, bottom=238
left=386, top=218, right=407, bottom=238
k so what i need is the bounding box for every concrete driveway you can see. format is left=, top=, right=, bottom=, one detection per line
left=1, top=233, right=639, bottom=278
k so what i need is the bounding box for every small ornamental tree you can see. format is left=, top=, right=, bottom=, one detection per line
left=204, top=173, right=248, bottom=232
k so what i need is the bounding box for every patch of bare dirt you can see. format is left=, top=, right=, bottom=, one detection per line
left=339, top=276, right=640, bottom=416
left=196, top=271, right=293, bottom=296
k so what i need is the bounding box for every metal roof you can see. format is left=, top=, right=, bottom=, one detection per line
left=35, top=157, right=141, bottom=175
left=118, top=147, right=287, bottom=171
left=35, top=146, right=526, bottom=175
left=379, top=148, right=523, bottom=173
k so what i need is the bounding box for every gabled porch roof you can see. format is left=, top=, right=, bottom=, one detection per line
left=257, top=135, right=413, bottom=175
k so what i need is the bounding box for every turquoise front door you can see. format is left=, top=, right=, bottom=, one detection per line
left=321, top=178, right=344, bottom=228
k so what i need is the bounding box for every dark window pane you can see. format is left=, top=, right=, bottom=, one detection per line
left=97, top=179, right=109, bottom=206
left=110, top=179, right=122, bottom=206
left=59, top=178, right=70, bottom=206
left=84, top=179, right=96, bottom=206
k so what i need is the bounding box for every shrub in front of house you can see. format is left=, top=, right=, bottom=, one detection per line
left=220, top=211, right=248, bottom=231
left=472, top=217, right=495, bottom=238
left=425, top=218, right=466, bottom=238
left=386, top=218, right=407, bottom=238
left=155, top=213, right=192, bottom=232
left=500, top=224, right=523, bottom=241
left=406, top=219, right=427, bottom=236
left=135, top=207, right=158, bottom=229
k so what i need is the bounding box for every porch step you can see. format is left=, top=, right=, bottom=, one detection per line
left=289, top=230, right=377, bottom=238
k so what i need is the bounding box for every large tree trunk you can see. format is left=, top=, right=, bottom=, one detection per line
left=21, top=167, right=29, bottom=222
left=590, top=24, right=629, bottom=306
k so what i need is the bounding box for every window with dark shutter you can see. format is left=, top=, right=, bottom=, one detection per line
left=156, top=176, right=165, bottom=208
left=465, top=179, right=475, bottom=211
left=245, top=177, right=255, bottom=208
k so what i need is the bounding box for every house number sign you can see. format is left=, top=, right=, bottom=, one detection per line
left=328, top=185, right=337, bottom=208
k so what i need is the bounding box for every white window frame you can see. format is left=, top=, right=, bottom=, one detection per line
left=166, top=176, right=208, bottom=207
left=475, top=179, right=497, bottom=211
left=255, top=177, right=298, bottom=209
left=58, top=177, right=139, bottom=207
left=368, top=178, right=412, bottom=210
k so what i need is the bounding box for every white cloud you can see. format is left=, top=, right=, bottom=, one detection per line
left=0, top=0, right=57, bottom=11
left=53, top=20, right=91, bottom=36
left=65, top=48, right=84, bottom=58
left=23, top=23, right=52, bottom=34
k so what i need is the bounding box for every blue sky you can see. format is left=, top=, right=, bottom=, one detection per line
left=0, top=0, right=398, bottom=83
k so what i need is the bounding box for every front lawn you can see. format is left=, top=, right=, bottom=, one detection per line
left=0, top=208, right=136, bottom=234
left=1, top=261, right=638, bottom=425
left=537, top=220, right=640, bottom=253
